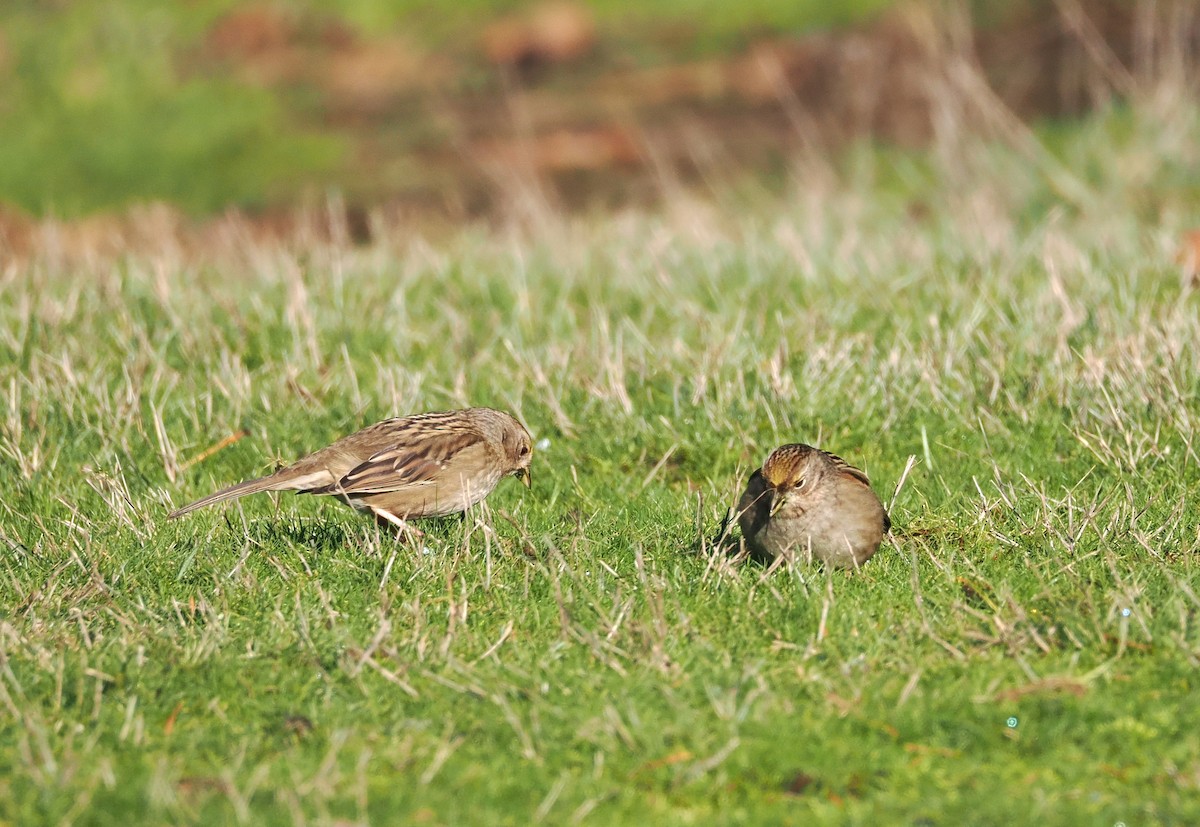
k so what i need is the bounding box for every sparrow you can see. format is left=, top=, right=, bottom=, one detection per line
left=169, top=407, right=533, bottom=529
left=736, top=443, right=889, bottom=568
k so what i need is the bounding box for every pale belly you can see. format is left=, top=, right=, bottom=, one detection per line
left=753, top=511, right=880, bottom=568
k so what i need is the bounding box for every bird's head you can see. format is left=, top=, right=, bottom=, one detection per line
left=760, top=443, right=822, bottom=517
left=502, top=417, right=534, bottom=488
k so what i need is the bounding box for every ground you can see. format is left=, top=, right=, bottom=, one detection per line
left=3, top=2, right=1200, bottom=821
left=2, top=89, right=1200, bottom=824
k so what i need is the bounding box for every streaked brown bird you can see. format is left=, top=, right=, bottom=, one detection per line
left=737, top=443, right=889, bottom=568
left=169, top=407, right=533, bottom=529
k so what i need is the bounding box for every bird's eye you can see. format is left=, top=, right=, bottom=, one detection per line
left=519, top=445, right=530, bottom=456
left=794, top=477, right=806, bottom=489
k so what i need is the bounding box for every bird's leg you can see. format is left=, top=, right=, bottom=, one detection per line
left=370, top=507, right=424, bottom=543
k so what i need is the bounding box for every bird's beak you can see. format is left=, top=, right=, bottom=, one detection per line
left=768, top=489, right=786, bottom=518
left=516, top=467, right=532, bottom=488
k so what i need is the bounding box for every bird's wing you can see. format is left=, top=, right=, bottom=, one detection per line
left=326, top=426, right=489, bottom=495
left=737, top=469, right=772, bottom=539
left=822, top=451, right=872, bottom=486
left=823, top=450, right=890, bottom=531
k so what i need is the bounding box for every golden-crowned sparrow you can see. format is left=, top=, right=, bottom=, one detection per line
left=169, top=407, right=532, bottom=527
left=736, top=443, right=889, bottom=568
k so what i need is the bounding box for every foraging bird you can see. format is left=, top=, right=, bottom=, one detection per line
left=169, top=407, right=533, bottom=528
left=737, top=443, right=889, bottom=568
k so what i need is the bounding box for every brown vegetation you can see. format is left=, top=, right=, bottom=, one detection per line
left=4, top=0, right=1197, bottom=257
left=197, top=1, right=1199, bottom=217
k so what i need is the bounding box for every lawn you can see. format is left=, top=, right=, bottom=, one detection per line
left=2, top=101, right=1200, bottom=824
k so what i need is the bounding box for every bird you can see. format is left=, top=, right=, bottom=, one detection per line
left=736, top=443, right=889, bottom=568
left=168, top=407, right=533, bottom=530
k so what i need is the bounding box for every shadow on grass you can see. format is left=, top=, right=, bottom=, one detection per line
left=247, top=516, right=364, bottom=550
left=692, top=505, right=771, bottom=568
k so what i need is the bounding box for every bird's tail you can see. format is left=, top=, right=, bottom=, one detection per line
left=168, top=475, right=283, bottom=519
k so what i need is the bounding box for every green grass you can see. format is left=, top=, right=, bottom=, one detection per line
left=291, top=0, right=893, bottom=51
left=2, top=102, right=1200, bottom=825
left=0, top=1, right=343, bottom=215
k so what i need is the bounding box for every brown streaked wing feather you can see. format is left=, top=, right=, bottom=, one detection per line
left=329, top=427, right=486, bottom=495
left=823, top=450, right=891, bottom=532
left=822, top=451, right=872, bottom=486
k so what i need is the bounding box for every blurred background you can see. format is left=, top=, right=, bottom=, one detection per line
left=0, top=0, right=1195, bottom=246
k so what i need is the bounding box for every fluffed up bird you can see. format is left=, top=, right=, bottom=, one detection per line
left=736, top=443, right=889, bottom=568
left=169, top=407, right=533, bottom=529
